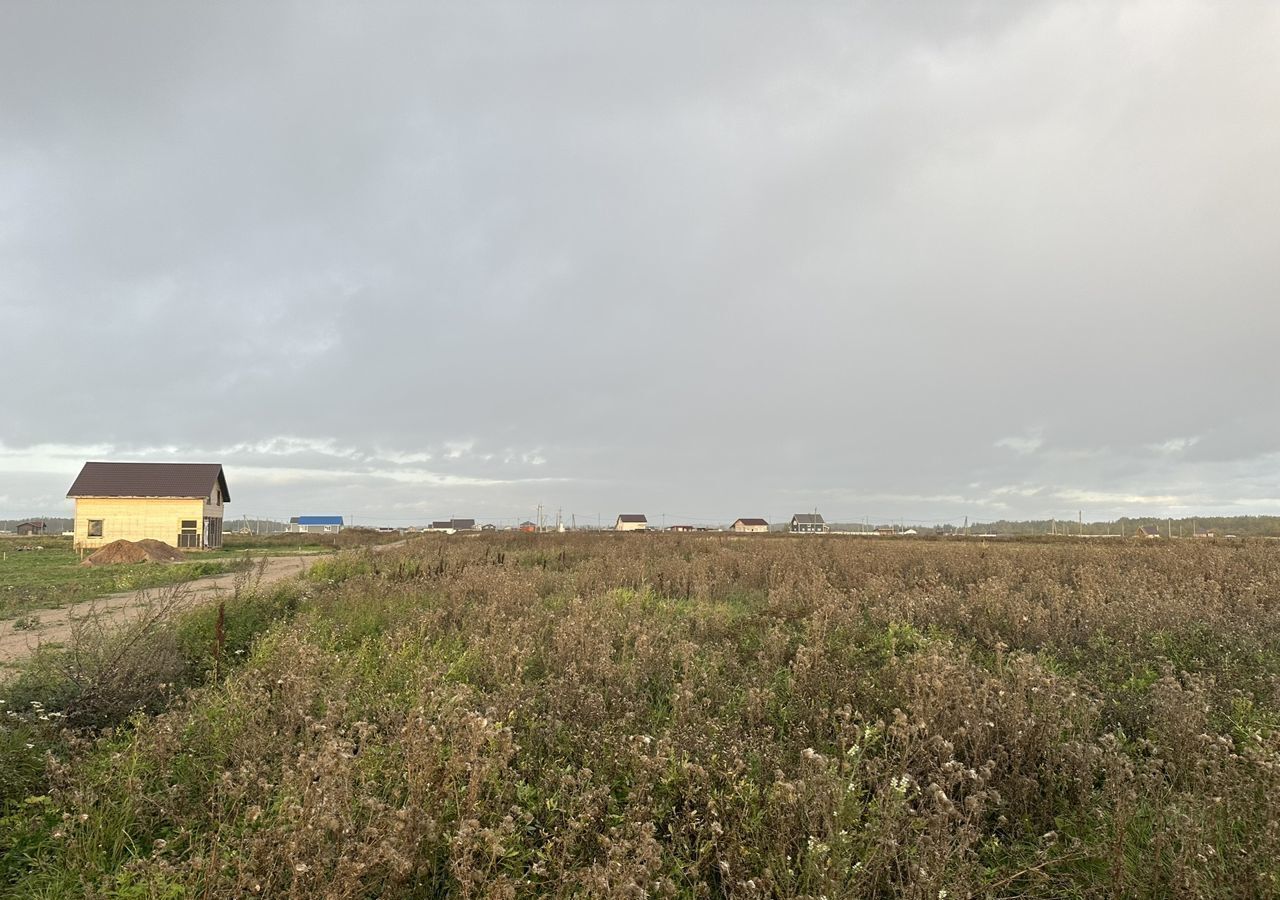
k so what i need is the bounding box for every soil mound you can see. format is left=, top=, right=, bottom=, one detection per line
left=81, top=539, right=186, bottom=567
left=134, top=540, right=187, bottom=562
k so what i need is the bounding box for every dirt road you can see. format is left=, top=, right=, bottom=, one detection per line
left=0, top=554, right=320, bottom=677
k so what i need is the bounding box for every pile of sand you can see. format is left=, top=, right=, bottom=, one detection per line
left=81, top=539, right=187, bottom=567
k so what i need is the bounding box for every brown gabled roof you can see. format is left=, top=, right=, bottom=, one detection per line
left=734, top=518, right=769, bottom=526
left=67, top=462, right=230, bottom=501
left=617, top=514, right=647, bottom=523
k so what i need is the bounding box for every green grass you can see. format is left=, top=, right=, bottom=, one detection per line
left=219, top=533, right=340, bottom=553
left=0, top=536, right=248, bottom=620
left=220, top=530, right=405, bottom=553
left=6, top=535, right=1280, bottom=896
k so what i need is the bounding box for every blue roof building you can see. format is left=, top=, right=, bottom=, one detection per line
left=289, top=515, right=345, bottom=533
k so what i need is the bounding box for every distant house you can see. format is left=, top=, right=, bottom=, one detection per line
left=875, top=526, right=896, bottom=536
left=428, top=518, right=476, bottom=533
left=288, top=516, right=344, bottom=534
left=1194, top=527, right=1215, bottom=539
left=1136, top=525, right=1161, bottom=539
left=668, top=524, right=696, bottom=532
left=518, top=521, right=537, bottom=533
left=615, top=514, right=648, bottom=532
left=15, top=521, right=45, bottom=536
left=731, top=518, right=769, bottom=534
left=790, top=513, right=828, bottom=534
left=66, top=461, right=228, bottom=550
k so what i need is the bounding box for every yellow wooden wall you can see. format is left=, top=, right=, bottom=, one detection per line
left=73, top=497, right=210, bottom=550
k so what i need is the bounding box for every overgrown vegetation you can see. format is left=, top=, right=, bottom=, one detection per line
left=0, top=537, right=246, bottom=620
left=220, top=528, right=407, bottom=553
left=2, top=534, right=1279, bottom=897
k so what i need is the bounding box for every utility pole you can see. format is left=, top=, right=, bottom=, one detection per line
left=1168, top=517, right=1172, bottom=539
left=1079, top=510, right=1083, bottom=536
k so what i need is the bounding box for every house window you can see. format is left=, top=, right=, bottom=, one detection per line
left=179, top=520, right=200, bottom=549
left=88, top=520, right=104, bottom=538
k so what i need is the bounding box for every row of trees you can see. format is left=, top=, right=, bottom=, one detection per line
left=0, top=517, right=72, bottom=534
left=965, top=515, right=1280, bottom=537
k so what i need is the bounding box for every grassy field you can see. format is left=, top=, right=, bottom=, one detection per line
left=219, top=529, right=407, bottom=553
left=2, top=534, right=1279, bottom=897
left=0, top=530, right=400, bottom=621
left=0, top=536, right=248, bottom=621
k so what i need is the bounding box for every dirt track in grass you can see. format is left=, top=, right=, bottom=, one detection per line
left=0, top=554, right=319, bottom=677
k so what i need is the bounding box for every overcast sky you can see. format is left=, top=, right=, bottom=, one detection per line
left=2, top=1, right=1278, bottom=527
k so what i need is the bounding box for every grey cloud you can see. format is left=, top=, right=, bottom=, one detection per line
left=2, top=1, right=1279, bottom=524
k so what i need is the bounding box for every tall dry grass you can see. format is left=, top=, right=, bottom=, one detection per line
left=2, top=534, right=1279, bottom=897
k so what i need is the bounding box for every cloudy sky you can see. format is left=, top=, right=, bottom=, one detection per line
left=2, top=1, right=1278, bottom=527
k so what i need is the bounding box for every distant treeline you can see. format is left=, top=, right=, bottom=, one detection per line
left=223, top=518, right=290, bottom=535
left=5, top=515, right=1279, bottom=537
left=962, top=516, right=1280, bottom=537
left=0, top=518, right=72, bottom=534
left=820, top=516, right=1280, bottom=536
left=0, top=518, right=289, bottom=535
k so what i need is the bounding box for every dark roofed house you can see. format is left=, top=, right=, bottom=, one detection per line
left=731, top=518, right=769, bottom=534
left=790, top=513, right=828, bottom=534
left=66, top=461, right=229, bottom=550
left=615, top=514, right=648, bottom=532
left=428, top=518, right=476, bottom=533
left=1136, top=524, right=1161, bottom=539
left=15, top=521, right=45, bottom=536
